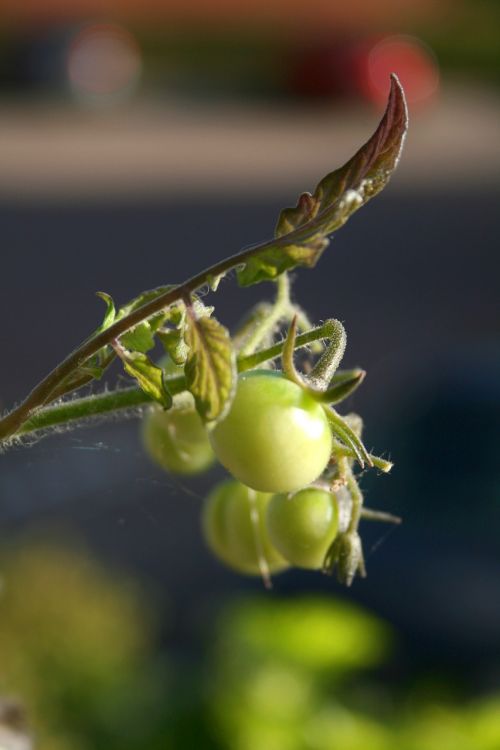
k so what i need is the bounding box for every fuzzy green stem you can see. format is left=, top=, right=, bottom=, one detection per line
left=334, top=444, right=393, bottom=473
left=0, top=225, right=319, bottom=442
left=13, top=388, right=153, bottom=437
left=238, top=273, right=291, bottom=357
left=293, top=308, right=324, bottom=354
left=2, top=321, right=336, bottom=446
left=307, top=319, right=346, bottom=388
left=346, top=466, right=364, bottom=533
left=281, top=316, right=305, bottom=388
left=237, top=320, right=334, bottom=371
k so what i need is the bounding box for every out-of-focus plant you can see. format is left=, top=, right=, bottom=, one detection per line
left=208, top=596, right=500, bottom=750
left=209, top=596, right=393, bottom=750
left=0, top=539, right=169, bottom=750
left=0, top=542, right=498, bottom=749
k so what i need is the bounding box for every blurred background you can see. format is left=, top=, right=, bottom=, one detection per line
left=0, top=0, right=499, bottom=748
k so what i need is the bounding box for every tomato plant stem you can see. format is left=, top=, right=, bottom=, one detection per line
left=346, top=465, right=364, bottom=533
left=238, top=273, right=291, bottom=357
left=1, top=321, right=335, bottom=447
left=0, top=230, right=314, bottom=442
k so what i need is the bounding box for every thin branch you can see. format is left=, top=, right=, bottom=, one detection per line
left=0, top=227, right=321, bottom=441
left=2, top=321, right=336, bottom=446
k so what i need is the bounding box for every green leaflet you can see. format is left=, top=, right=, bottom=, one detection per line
left=157, top=328, right=189, bottom=365
left=120, top=322, right=156, bottom=354
left=116, top=286, right=175, bottom=354
left=116, top=348, right=172, bottom=409
left=93, top=287, right=214, bottom=358
left=184, top=309, right=236, bottom=424
left=95, top=292, right=116, bottom=331
left=237, top=75, right=408, bottom=287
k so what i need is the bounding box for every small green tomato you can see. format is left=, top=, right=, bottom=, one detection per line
left=266, top=487, right=339, bottom=569
left=202, top=479, right=289, bottom=575
left=209, top=370, right=333, bottom=493
left=142, top=393, right=215, bottom=475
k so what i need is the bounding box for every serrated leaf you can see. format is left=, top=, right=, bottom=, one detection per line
left=116, top=286, right=176, bottom=349
left=156, top=296, right=213, bottom=365
left=157, top=328, right=189, bottom=365
left=115, top=289, right=213, bottom=356
left=184, top=310, right=236, bottom=423
left=95, top=292, right=116, bottom=332
left=116, top=348, right=172, bottom=408
left=237, top=75, right=407, bottom=287
left=121, top=322, right=156, bottom=353
left=192, top=298, right=214, bottom=319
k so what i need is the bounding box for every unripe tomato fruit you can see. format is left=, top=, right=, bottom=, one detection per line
left=142, top=393, right=215, bottom=475
left=209, top=371, right=333, bottom=493
left=202, top=479, right=289, bottom=575
left=266, top=487, right=339, bottom=569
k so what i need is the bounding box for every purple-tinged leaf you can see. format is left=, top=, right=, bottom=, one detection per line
left=238, top=75, right=408, bottom=286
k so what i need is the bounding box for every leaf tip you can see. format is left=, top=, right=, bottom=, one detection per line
left=387, top=72, right=409, bottom=136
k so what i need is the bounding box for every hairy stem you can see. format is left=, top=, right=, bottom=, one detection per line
left=2, top=322, right=335, bottom=446
left=334, top=445, right=393, bottom=473
left=0, top=228, right=314, bottom=441
left=237, top=320, right=334, bottom=371
left=346, top=465, right=364, bottom=534
left=307, top=319, right=346, bottom=388
left=238, top=273, right=291, bottom=357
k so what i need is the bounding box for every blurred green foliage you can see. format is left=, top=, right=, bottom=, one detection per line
left=209, top=597, right=500, bottom=750
left=0, top=538, right=498, bottom=749
left=0, top=539, right=170, bottom=750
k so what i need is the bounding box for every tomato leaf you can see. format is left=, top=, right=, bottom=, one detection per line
left=114, top=346, right=172, bottom=408
left=116, top=289, right=214, bottom=355
left=157, top=328, right=189, bottom=365
left=237, top=74, right=408, bottom=286
left=184, top=309, right=236, bottom=423
left=95, top=292, right=116, bottom=332
left=120, top=322, right=156, bottom=353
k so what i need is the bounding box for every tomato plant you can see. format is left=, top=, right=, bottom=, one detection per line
left=266, top=487, right=339, bottom=569
left=202, top=479, right=289, bottom=575
left=0, top=76, right=407, bottom=585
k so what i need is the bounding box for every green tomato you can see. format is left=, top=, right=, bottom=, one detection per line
left=209, top=370, right=332, bottom=493
left=266, top=487, right=339, bottom=569
left=141, top=393, right=215, bottom=475
left=202, top=479, right=289, bottom=575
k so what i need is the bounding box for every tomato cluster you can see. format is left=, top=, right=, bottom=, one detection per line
left=203, top=480, right=340, bottom=574
left=142, top=367, right=348, bottom=576
left=202, top=479, right=289, bottom=575
left=142, top=369, right=333, bottom=491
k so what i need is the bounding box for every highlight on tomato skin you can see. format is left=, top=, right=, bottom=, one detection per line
left=202, top=479, right=289, bottom=576
left=267, top=488, right=340, bottom=570
left=141, top=394, right=216, bottom=476
left=209, top=370, right=333, bottom=494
